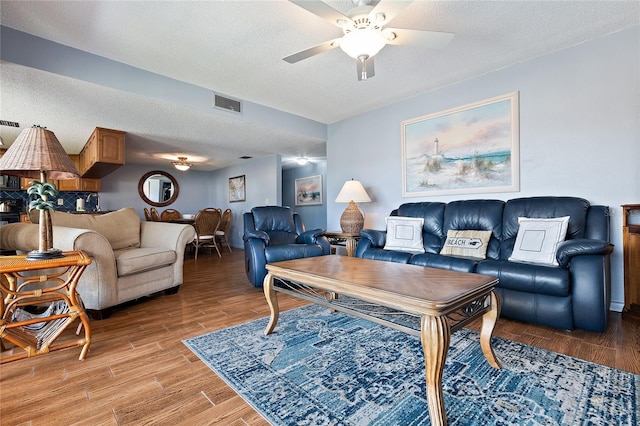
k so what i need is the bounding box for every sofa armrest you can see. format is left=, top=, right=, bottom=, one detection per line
left=556, top=239, right=613, bottom=268
left=0, top=223, right=119, bottom=310
left=140, top=222, right=196, bottom=288
left=244, top=229, right=270, bottom=244
left=359, top=229, right=387, bottom=248
left=296, top=228, right=325, bottom=244
left=140, top=222, right=194, bottom=250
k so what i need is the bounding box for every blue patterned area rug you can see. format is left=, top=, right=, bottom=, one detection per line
left=183, top=304, right=638, bottom=425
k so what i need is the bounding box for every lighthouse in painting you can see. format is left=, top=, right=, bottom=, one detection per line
left=434, top=138, right=440, bottom=155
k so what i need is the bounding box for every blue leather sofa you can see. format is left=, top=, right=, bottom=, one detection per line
left=356, top=197, right=614, bottom=332
left=243, top=206, right=331, bottom=287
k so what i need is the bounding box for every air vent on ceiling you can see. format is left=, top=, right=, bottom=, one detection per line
left=213, top=93, right=242, bottom=114
left=0, top=120, right=20, bottom=127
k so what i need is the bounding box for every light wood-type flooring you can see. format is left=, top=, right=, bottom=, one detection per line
left=1, top=250, right=639, bottom=425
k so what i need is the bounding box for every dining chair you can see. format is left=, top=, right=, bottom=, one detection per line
left=215, top=208, right=233, bottom=252
left=143, top=207, right=152, bottom=221
left=192, top=208, right=222, bottom=259
left=160, top=208, right=182, bottom=221
left=150, top=207, right=160, bottom=222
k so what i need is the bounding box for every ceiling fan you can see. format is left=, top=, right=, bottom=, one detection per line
left=283, top=0, right=454, bottom=81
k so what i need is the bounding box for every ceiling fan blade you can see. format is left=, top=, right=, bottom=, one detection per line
left=368, top=0, right=413, bottom=26
left=384, top=28, right=454, bottom=49
left=290, top=0, right=352, bottom=27
left=283, top=38, right=342, bottom=64
left=356, top=56, right=375, bottom=81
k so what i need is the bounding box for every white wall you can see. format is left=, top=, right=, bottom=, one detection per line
left=282, top=161, right=328, bottom=230
left=327, top=26, right=640, bottom=312
left=210, top=155, right=282, bottom=248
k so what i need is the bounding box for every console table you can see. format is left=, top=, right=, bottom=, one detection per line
left=0, top=251, right=92, bottom=363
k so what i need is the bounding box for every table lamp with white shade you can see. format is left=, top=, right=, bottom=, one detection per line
left=0, top=125, right=79, bottom=260
left=335, top=179, right=371, bottom=233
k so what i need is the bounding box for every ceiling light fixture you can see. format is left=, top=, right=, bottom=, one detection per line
left=297, top=157, right=309, bottom=165
left=339, top=28, right=387, bottom=60
left=172, top=156, right=192, bottom=172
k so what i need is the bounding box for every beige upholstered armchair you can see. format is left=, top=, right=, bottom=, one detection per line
left=0, top=208, right=195, bottom=319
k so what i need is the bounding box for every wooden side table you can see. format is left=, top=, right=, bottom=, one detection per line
left=0, top=250, right=93, bottom=363
left=325, top=232, right=360, bottom=257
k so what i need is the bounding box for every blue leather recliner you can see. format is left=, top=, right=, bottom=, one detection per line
left=356, top=197, right=614, bottom=332
left=243, top=206, right=331, bottom=287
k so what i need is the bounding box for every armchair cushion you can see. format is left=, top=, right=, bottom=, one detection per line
left=114, top=247, right=177, bottom=277
left=265, top=244, right=325, bottom=264
left=253, top=206, right=296, bottom=233
left=45, top=207, right=141, bottom=250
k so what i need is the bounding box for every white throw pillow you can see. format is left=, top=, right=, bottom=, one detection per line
left=509, top=216, right=570, bottom=266
left=383, top=216, right=425, bottom=253
left=440, top=230, right=492, bottom=259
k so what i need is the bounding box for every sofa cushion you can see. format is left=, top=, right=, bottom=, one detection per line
left=383, top=216, right=425, bottom=253
left=477, top=260, right=570, bottom=297
left=509, top=216, right=569, bottom=266
left=409, top=253, right=477, bottom=273
left=114, top=247, right=176, bottom=277
left=47, top=207, right=141, bottom=250
left=442, top=200, right=504, bottom=260
left=501, top=197, right=589, bottom=260
left=360, top=247, right=413, bottom=264
left=440, top=229, right=492, bottom=259
left=395, top=202, right=446, bottom=254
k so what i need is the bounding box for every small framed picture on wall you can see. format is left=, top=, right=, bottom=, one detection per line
left=295, top=175, right=323, bottom=206
left=229, top=175, right=246, bottom=202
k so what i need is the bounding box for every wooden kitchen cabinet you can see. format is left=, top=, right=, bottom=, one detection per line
left=57, top=155, right=101, bottom=192
left=20, top=177, right=60, bottom=190
left=622, top=204, right=640, bottom=313
left=79, top=127, right=125, bottom=178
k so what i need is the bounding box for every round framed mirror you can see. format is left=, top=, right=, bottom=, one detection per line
left=138, top=170, right=179, bottom=207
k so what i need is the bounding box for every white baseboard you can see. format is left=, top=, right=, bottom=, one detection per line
left=609, top=301, right=624, bottom=312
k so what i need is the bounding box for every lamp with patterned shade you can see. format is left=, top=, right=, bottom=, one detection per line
left=335, top=179, right=371, bottom=233
left=0, top=126, right=79, bottom=260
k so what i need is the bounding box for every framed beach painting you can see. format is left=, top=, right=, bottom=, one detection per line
left=295, top=175, right=323, bottom=206
left=402, top=92, right=520, bottom=197
left=229, top=175, right=246, bottom=202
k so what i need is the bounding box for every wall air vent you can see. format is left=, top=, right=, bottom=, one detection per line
left=0, top=120, right=20, bottom=127
left=213, top=93, right=242, bottom=114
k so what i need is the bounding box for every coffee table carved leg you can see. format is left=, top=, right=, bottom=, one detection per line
left=421, top=314, right=450, bottom=426
left=263, top=273, right=279, bottom=335
left=480, top=291, right=501, bottom=369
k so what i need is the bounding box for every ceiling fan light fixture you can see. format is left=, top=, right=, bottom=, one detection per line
left=340, top=28, right=387, bottom=59
left=296, top=157, right=309, bottom=165
left=172, top=156, right=192, bottom=171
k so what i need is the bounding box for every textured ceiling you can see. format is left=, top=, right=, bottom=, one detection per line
left=1, top=0, right=638, bottom=171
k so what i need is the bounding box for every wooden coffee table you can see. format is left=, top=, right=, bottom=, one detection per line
left=263, top=255, right=501, bottom=426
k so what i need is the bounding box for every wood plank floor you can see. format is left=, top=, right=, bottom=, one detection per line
left=1, top=250, right=639, bottom=425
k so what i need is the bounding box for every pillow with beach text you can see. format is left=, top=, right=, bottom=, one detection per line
left=440, top=230, right=492, bottom=259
